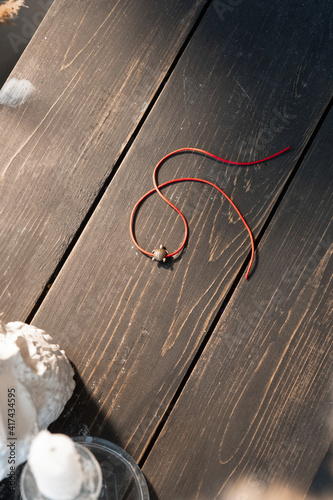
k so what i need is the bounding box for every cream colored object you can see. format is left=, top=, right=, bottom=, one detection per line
left=28, top=431, right=82, bottom=500
left=0, top=321, right=75, bottom=482
left=221, top=480, right=305, bottom=500
left=0, top=0, right=25, bottom=24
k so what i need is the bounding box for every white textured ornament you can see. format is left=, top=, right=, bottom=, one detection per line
left=28, top=431, right=83, bottom=500
left=0, top=321, right=75, bottom=482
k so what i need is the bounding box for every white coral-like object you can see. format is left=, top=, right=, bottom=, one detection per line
left=0, top=321, right=75, bottom=482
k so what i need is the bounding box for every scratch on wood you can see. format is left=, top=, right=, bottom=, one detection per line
left=182, top=67, right=192, bottom=131
left=234, top=78, right=252, bottom=102
left=61, top=0, right=122, bottom=70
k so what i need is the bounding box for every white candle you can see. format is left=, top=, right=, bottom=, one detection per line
left=28, top=431, right=83, bottom=500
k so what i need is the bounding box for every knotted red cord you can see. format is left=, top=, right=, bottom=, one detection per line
left=130, top=146, right=290, bottom=279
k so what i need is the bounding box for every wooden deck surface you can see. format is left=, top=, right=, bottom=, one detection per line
left=0, top=0, right=332, bottom=498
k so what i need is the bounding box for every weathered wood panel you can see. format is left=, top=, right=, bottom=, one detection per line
left=143, top=105, right=333, bottom=499
left=0, top=0, right=209, bottom=320
left=32, top=0, right=333, bottom=466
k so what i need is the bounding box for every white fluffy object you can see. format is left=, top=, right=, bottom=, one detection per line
left=0, top=78, right=36, bottom=107
left=0, top=321, right=75, bottom=482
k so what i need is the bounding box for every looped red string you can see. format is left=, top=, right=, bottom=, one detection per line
left=130, top=146, right=290, bottom=279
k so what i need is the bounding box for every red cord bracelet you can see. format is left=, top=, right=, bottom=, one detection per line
left=130, top=146, right=290, bottom=279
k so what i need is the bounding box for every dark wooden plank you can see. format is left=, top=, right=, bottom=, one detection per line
left=142, top=106, right=333, bottom=499
left=0, top=0, right=208, bottom=320
left=30, top=0, right=333, bottom=465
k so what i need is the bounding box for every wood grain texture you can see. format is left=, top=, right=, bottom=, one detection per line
left=31, top=0, right=333, bottom=465
left=0, top=0, right=208, bottom=320
left=142, top=106, right=333, bottom=499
